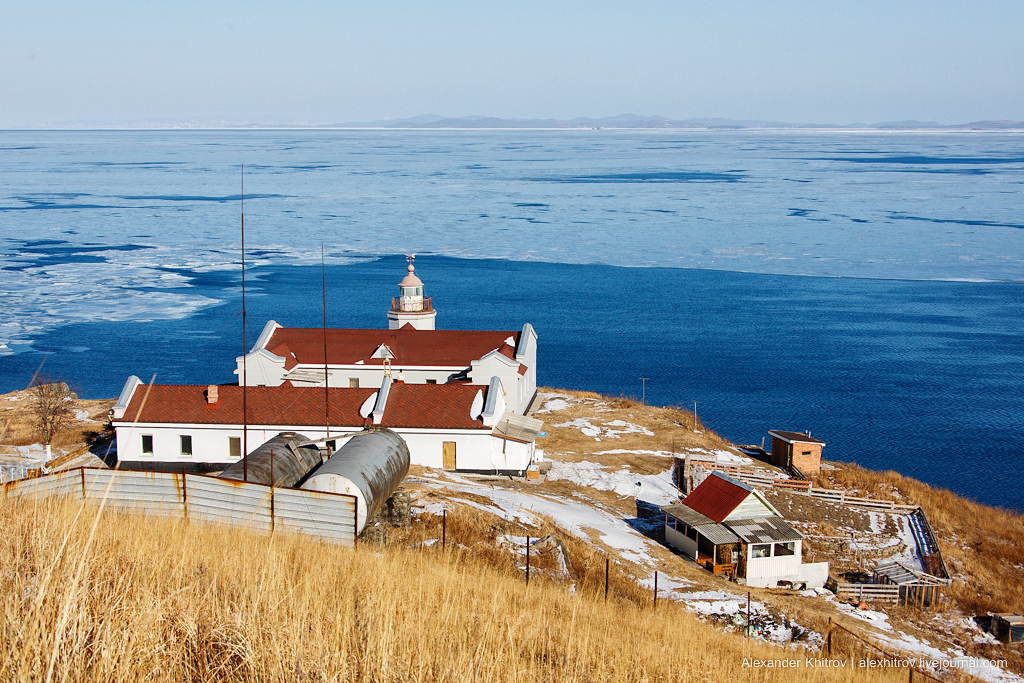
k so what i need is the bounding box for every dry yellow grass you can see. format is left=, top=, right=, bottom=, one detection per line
left=0, top=493, right=917, bottom=683
left=534, top=388, right=735, bottom=473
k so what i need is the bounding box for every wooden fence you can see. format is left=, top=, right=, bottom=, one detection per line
left=685, top=460, right=919, bottom=512
left=830, top=582, right=900, bottom=603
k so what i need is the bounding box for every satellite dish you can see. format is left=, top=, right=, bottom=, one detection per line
left=470, top=389, right=484, bottom=420
left=359, top=392, right=378, bottom=418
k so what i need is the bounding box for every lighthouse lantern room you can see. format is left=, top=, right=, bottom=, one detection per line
left=387, top=255, right=437, bottom=330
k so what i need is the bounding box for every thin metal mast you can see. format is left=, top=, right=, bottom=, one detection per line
left=322, top=243, right=331, bottom=451
left=242, top=165, right=248, bottom=483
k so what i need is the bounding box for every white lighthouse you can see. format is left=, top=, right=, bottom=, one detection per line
left=387, top=255, right=437, bottom=330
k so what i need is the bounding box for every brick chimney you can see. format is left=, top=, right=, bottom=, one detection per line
left=206, top=385, right=219, bottom=404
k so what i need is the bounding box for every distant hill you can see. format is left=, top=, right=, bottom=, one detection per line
left=328, top=114, right=1024, bottom=130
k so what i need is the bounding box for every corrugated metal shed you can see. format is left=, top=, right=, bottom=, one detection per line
left=726, top=516, right=803, bottom=543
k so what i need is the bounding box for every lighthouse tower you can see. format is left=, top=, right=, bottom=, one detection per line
left=387, top=255, right=437, bottom=330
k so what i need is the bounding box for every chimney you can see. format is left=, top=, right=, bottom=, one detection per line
left=207, top=385, right=219, bottom=404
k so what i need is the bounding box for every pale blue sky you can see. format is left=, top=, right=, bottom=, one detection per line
left=2, top=0, right=1022, bottom=127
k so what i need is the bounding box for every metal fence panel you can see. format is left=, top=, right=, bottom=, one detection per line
left=4, top=470, right=80, bottom=499
left=3, top=469, right=356, bottom=548
left=273, top=487, right=357, bottom=546
left=82, top=470, right=184, bottom=519
left=184, top=474, right=273, bottom=533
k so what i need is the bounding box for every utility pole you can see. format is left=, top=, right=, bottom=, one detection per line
left=639, top=378, right=649, bottom=405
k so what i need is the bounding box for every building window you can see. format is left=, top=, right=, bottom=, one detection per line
left=180, top=435, right=193, bottom=456
left=426, top=379, right=437, bottom=385
left=326, top=439, right=336, bottom=454
left=801, top=450, right=812, bottom=455
left=141, top=434, right=153, bottom=455
left=774, top=542, right=796, bottom=557
left=229, top=437, right=241, bottom=459
left=349, top=378, right=359, bottom=388
left=750, top=544, right=771, bottom=559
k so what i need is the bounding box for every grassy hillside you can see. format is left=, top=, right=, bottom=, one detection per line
left=0, top=493, right=913, bottom=683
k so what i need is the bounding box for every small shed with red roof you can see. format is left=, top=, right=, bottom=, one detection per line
left=661, top=472, right=828, bottom=588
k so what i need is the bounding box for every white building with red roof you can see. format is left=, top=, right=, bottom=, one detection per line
left=109, top=258, right=543, bottom=475
left=110, top=375, right=543, bottom=474
left=235, top=258, right=538, bottom=415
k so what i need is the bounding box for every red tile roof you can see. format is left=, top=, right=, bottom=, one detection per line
left=265, top=327, right=519, bottom=368
left=681, top=472, right=753, bottom=524
left=382, top=383, right=486, bottom=430
left=115, top=383, right=489, bottom=431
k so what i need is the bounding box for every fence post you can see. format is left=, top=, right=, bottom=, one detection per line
left=826, top=617, right=832, bottom=656
left=746, top=591, right=751, bottom=639
left=653, top=571, right=658, bottom=608
left=442, top=509, right=446, bottom=549
left=181, top=468, right=188, bottom=522
left=525, top=536, right=530, bottom=586
left=80, top=468, right=86, bottom=499
left=605, top=558, right=609, bottom=602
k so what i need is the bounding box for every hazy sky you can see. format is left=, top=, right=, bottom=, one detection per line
left=2, top=0, right=1022, bottom=127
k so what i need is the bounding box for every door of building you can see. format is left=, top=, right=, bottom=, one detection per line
left=442, top=441, right=456, bottom=470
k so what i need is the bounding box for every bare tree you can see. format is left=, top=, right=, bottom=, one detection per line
left=30, top=375, right=77, bottom=458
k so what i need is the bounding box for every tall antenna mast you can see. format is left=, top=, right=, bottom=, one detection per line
left=322, top=242, right=331, bottom=452
left=241, top=165, right=248, bottom=483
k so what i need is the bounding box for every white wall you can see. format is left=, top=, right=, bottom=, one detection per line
left=234, top=350, right=288, bottom=387
left=114, top=423, right=532, bottom=472
left=797, top=562, right=830, bottom=589
left=744, top=541, right=805, bottom=588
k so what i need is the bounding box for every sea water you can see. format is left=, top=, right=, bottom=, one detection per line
left=1, top=130, right=1022, bottom=509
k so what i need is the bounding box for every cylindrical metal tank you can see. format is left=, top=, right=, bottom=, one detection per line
left=301, top=428, right=410, bottom=533
left=219, top=432, right=322, bottom=488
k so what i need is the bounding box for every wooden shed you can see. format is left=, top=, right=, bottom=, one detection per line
left=768, top=430, right=826, bottom=474
left=993, top=614, right=1024, bottom=644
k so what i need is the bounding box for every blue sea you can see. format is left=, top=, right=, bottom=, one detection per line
left=2, top=130, right=1023, bottom=509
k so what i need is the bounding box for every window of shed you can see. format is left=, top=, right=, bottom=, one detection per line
left=229, top=437, right=241, bottom=459
left=774, top=542, right=796, bottom=557
left=141, top=434, right=153, bottom=455
left=180, top=435, right=193, bottom=456
left=751, top=544, right=771, bottom=559
left=801, top=450, right=812, bottom=455
left=349, top=378, right=359, bottom=388
left=426, top=379, right=437, bottom=384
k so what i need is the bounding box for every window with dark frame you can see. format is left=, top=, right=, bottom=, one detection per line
left=229, top=437, right=241, bottom=458
left=180, top=435, right=193, bottom=456
left=141, top=434, right=153, bottom=454
left=774, top=542, right=796, bottom=557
